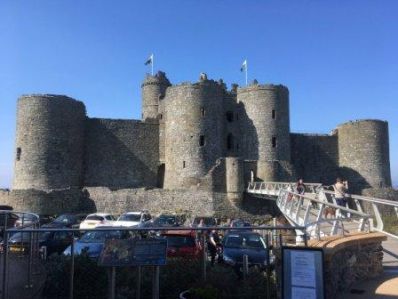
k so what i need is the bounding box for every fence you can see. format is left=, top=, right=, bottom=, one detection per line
left=0, top=224, right=306, bottom=299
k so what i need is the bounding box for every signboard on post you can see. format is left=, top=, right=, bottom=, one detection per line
left=282, top=247, right=324, bottom=299
left=99, top=238, right=168, bottom=267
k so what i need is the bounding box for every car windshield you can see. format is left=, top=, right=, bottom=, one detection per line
left=224, top=234, right=265, bottom=249
left=54, top=214, right=76, bottom=224
left=39, top=231, right=52, bottom=240
left=165, top=236, right=195, bottom=248
left=9, top=232, right=31, bottom=241
left=231, top=220, right=250, bottom=227
left=79, top=230, right=123, bottom=243
left=193, top=217, right=216, bottom=226
left=155, top=216, right=176, bottom=225
left=118, top=214, right=141, bottom=222
left=85, top=215, right=104, bottom=221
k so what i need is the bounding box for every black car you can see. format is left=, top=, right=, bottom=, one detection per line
left=221, top=231, right=272, bottom=275
left=191, top=216, right=217, bottom=227
left=0, top=230, right=73, bottom=256
left=144, top=214, right=185, bottom=228
left=42, top=213, right=87, bottom=229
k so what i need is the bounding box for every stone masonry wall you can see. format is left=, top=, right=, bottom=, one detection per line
left=290, top=133, right=338, bottom=185
left=84, top=118, right=159, bottom=188
left=84, top=187, right=276, bottom=222
left=309, top=233, right=386, bottom=298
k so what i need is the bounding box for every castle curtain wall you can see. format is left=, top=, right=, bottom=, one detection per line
left=83, top=119, right=159, bottom=188
left=290, top=133, right=338, bottom=185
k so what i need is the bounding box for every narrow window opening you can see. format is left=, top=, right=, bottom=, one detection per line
left=227, top=134, right=234, bottom=150
left=16, top=148, right=21, bottom=161
left=183, top=161, right=186, bottom=168
left=226, top=111, right=234, bottom=122
left=272, top=109, right=276, bottom=119
left=272, top=136, right=277, bottom=148
left=159, top=114, right=163, bottom=120
left=201, top=107, right=205, bottom=117
left=236, top=113, right=239, bottom=121
left=199, top=135, right=205, bottom=146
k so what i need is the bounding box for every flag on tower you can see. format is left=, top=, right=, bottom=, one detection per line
left=144, top=54, right=153, bottom=65
left=240, top=59, right=247, bottom=72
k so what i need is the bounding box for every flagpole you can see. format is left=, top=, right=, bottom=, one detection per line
left=245, top=61, right=248, bottom=86
left=151, top=54, right=154, bottom=76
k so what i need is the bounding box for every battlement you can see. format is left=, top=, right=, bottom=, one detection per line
left=336, top=119, right=388, bottom=129
left=237, top=83, right=289, bottom=94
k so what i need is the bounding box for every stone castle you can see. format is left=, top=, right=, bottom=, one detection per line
left=1, top=71, right=392, bottom=216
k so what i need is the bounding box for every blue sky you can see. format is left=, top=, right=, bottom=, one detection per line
left=0, top=0, right=397, bottom=188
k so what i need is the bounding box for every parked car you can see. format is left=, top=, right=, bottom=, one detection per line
left=42, top=213, right=87, bottom=229
left=229, top=219, right=252, bottom=230
left=161, top=230, right=203, bottom=258
left=79, top=213, right=116, bottom=230
left=114, top=211, right=152, bottom=227
left=221, top=231, right=271, bottom=271
left=191, top=216, right=217, bottom=227
left=0, top=212, right=19, bottom=229
left=0, top=230, right=73, bottom=255
left=14, top=213, right=40, bottom=228
left=144, top=214, right=185, bottom=228
left=63, top=227, right=134, bottom=259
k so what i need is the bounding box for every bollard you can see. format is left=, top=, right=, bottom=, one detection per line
left=242, top=254, right=249, bottom=280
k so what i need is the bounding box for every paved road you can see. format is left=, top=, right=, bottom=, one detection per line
left=339, top=236, right=398, bottom=299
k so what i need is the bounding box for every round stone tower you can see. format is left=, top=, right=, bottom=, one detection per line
left=141, top=71, right=171, bottom=121
left=13, top=95, right=86, bottom=190
left=336, top=119, right=391, bottom=190
left=237, top=84, right=291, bottom=181
left=163, top=76, right=225, bottom=189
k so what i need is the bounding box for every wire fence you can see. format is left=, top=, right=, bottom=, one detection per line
left=0, top=224, right=306, bottom=299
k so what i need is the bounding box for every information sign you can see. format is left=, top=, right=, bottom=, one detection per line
left=99, top=238, right=167, bottom=267
left=282, top=247, right=324, bottom=299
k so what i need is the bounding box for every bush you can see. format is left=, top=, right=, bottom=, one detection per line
left=42, top=255, right=276, bottom=299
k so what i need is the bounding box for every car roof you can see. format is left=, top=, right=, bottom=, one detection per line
left=162, top=230, right=196, bottom=237
left=225, top=231, right=260, bottom=237
left=87, top=213, right=112, bottom=217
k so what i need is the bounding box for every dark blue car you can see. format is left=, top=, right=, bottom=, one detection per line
left=63, top=228, right=133, bottom=259
left=221, top=231, right=271, bottom=275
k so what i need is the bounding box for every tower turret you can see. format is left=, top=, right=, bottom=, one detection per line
left=141, top=71, right=171, bottom=121
left=237, top=84, right=291, bottom=181
left=163, top=75, right=225, bottom=189
left=13, top=95, right=86, bottom=190
left=336, top=119, right=391, bottom=191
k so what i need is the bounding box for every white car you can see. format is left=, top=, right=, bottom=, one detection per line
left=79, top=213, right=116, bottom=230
left=114, top=211, right=152, bottom=227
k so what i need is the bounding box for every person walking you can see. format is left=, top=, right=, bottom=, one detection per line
left=207, top=229, right=221, bottom=267
left=334, top=178, right=348, bottom=216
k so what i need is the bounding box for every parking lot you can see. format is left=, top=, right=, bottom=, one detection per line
left=0, top=210, right=302, bottom=299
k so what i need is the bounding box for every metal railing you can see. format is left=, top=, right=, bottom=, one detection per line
left=0, top=225, right=306, bottom=299
left=247, top=181, right=323, bottom=196
left=320, top=189, right=398, bottom=239
left=277, top=189, right=370, bottom=240
left=246, top=180, right=398, bottom=241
